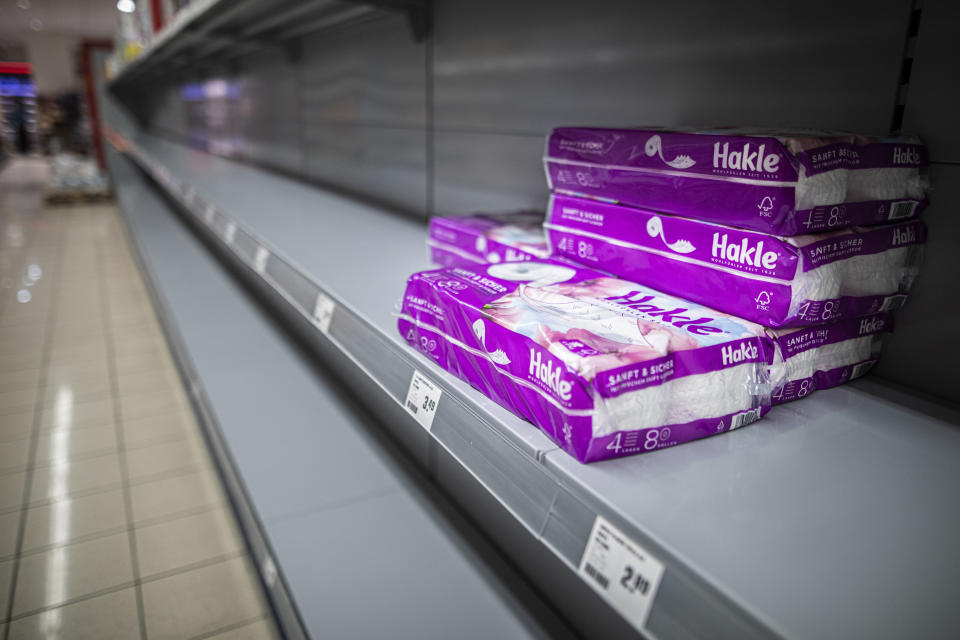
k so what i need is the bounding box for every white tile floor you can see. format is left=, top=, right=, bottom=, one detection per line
left=0, top=159, right=279, bottom=639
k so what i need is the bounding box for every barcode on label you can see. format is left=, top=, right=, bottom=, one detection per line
left=879, top=294, right=908, bottom=311
left=888, top=201, right=918, bottom=220
left=253, top=246, right=269, bottom=275
left=312, top=292, right=335, bottom=334
left=406, top=401, right=418, bottom=414
left=730, top=408, right=761, bottom=430
left=584, top=563, right=610, bottom=590
left=851, top=360, right=876, bottom=379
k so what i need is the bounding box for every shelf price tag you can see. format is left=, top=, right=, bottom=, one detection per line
left=404, top=370, right=441, bottom=431
left=312, top=291, right=335, bottom=334
left=579, top=515, right=665, bottom=632
left=253, top=246, right=269, bottom=275
left=224, top=221, right=237, bottom=245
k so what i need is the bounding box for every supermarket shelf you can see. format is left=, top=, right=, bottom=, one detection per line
left=109, top=0, right=427, bottom=89
left=106, top=147, right=552, bottom=640
left=109, top=130, right=960, bottom=640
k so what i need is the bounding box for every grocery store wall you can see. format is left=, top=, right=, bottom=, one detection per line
left=113, top=0, right=960, bottom=404
left=23, top=32, right=80, bottom=94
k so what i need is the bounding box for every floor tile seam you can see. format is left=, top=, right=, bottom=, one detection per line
left=114, top=387, right=191, bottom=405
left=1, top=219, right=66, bottom=640
left=1, top=551, right=250, bottom=626
left=0, top=420, right=119, bottom=445
left=0, top=391, right=114, bottom=416
left=125, top=463, right=210, bottom=487
left=0, top=422, right=117, bottom=447
left=120, top=429, right=194, bottom=452
left=0, top=404, right=43, bottom=419
left=187, top=614, right=271, bottom=640
left=15, top=524, right=130, bottom=558
left=27, top=445, right=120, bottom=470
left=3, top=422, right=195, bottom=460
left=137, top=550, right=247, bottom=586
left=0, top=463, right=219, bottom=516
left=132, top=502, right=229, bottom=529
left=3, top=580, right=137, bottom=624
left=19, top=479, right=126, bottom=510
left=3, top=498, right=225, bottom=555
left=97, top=237, right=149, bottom=640
left=0, top=384, right=108, bottom=402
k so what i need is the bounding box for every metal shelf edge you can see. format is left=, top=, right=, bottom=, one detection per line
left=110, top=134, right=787, bottom=640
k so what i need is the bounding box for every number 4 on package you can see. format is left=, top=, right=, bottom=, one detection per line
left=579, top=515, right=665, bottom=632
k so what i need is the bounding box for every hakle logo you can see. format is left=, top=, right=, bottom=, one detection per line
left=606, top=292, right=724, bottom=336
left=712, top=233, right=779, bottom=269
left=891, top=225, right=916, bottom=246
left=892, top=147, right=921, bottom=165
left=713, top=142, right=780, bottom=173
left=529, top=349, right=572, bottom=400
left=721, top=341, right=759, bottom=366
left=858, top=316, right=886, bottom=335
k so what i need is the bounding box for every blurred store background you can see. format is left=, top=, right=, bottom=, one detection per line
left=0, top=0, right=134, bottom=199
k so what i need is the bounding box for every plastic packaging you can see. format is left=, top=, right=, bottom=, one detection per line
left=398, top=260, right=773, bottom=463
left=769, top=313, right=891, bottom=404
left=546, top=194, right=924, bottom=327
left=544, top=127, right=928, bottom=235
left=428, top=212, right=549, bottom=268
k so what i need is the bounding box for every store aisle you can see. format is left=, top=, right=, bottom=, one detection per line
left=0, top=160, right=279, bottom=639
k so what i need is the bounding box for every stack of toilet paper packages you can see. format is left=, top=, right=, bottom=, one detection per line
left=546, top=194, right=925, bottom=327
left=428, top=212, right=549, bottom=268
left=768, top=312, right=891, bottom=404
left=544, top=127, right=928, bottom=236
left=398, top=259, right=774, bottom=462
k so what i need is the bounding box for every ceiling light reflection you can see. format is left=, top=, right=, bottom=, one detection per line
left=42, top=387, right=74, bottom=635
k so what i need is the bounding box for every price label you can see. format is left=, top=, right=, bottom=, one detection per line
left=579, top=515, right=665, bottom=632
left=879, top=294, right=907, bottom=311
left=224, top=221, right=237, bottom=245
left=261, top=556, right=278, bottom=588
left=253, top=246, right=269, bottom=275
left=312, top=291, right=335, bottom=334
left=404, top=370, right=442, bottom=431
left=204, top=205, right=216, bottom=226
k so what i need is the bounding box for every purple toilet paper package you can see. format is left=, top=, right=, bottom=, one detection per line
left=544, top=127, right=928, bottom=236
left=769, top=312, right=892, bottom=404
left=398, top=260, right=773, bottom=463
left=428, top=212, right=549, bottom=268
left=546, top=194, right=925, bottom=327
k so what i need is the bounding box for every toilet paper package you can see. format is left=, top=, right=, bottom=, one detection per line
left=398, top=259, right=773, bottom=463
left=544, top=127, right=928, bottom=236
left=769, top=312, right=891, bottom=404
left=546, top=194, right=924, bottom=327
left=428, top=212, right=549, bottom=268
